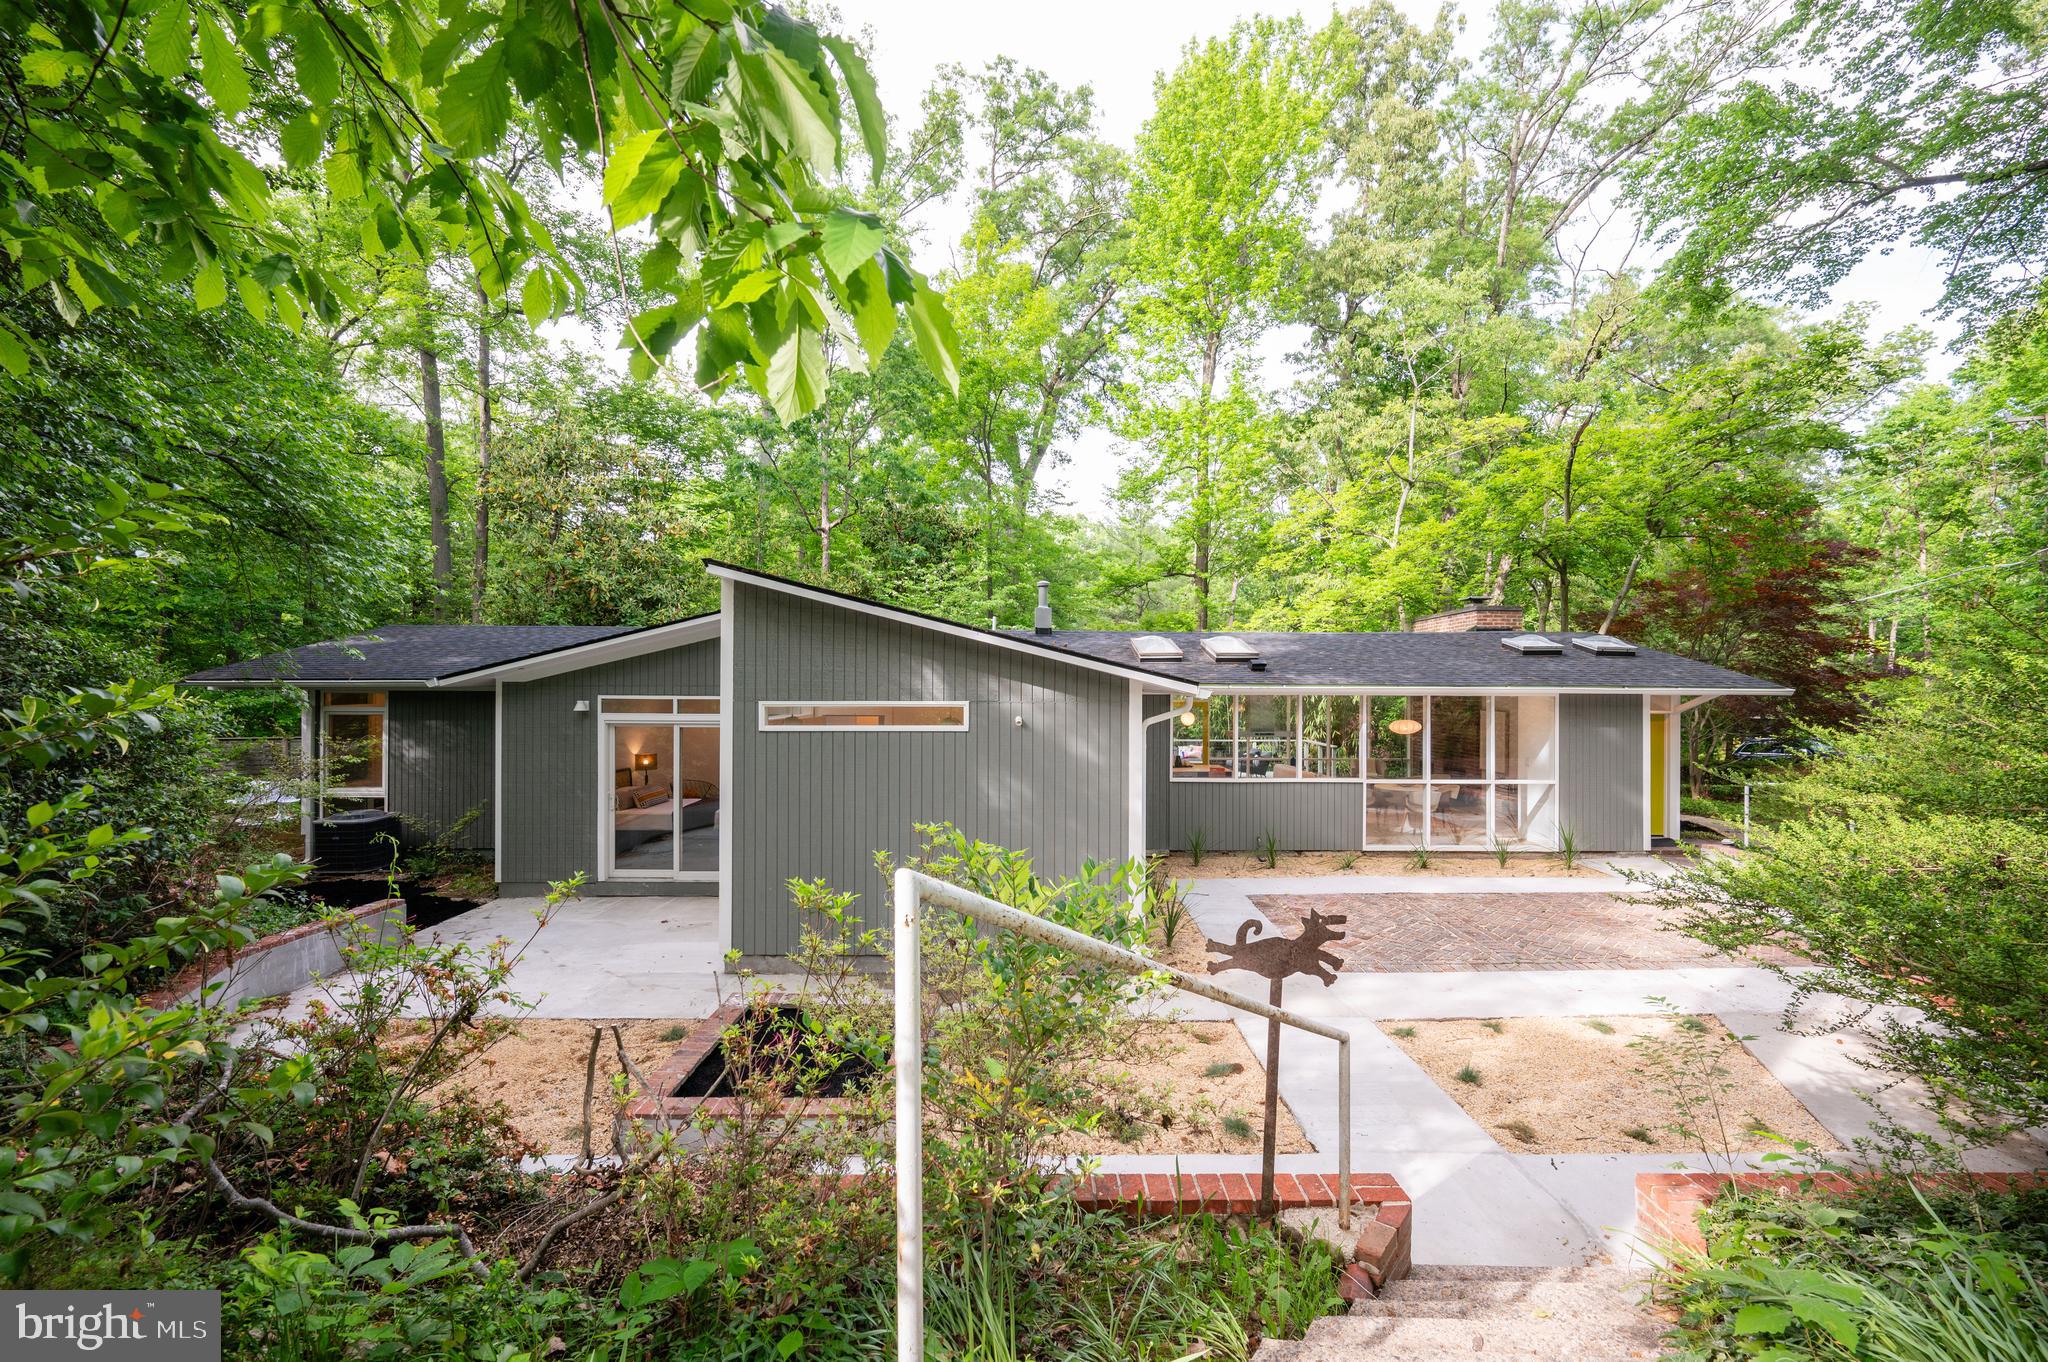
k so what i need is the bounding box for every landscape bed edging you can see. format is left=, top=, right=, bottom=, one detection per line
left=1636, top=1169, right=2048, bottom=1254
left=143, top=897, right=405, bottom=1013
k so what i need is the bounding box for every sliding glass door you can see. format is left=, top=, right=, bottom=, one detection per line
left=602, top=697, right=720, bottom=881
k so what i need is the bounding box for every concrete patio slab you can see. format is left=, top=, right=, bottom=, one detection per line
left=271, top=894, right=806, bottom=1021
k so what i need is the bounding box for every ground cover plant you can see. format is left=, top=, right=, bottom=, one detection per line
left=1657, top=1178, right=2048, bottom=1361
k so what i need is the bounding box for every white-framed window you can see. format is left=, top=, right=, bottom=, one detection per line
left=1364, top=694, right=1558, bottom=850
left=1168, top=690, right=1561, bottom=850
left=1171, top=694, right=1362, bottom=780
left=758, top=702, right=969, bottom=731
left=320, top=690, right=386, bottom=808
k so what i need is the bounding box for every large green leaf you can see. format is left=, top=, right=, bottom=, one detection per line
left=195, top=11, right=249, bottom=116
left=738, top=48, right=836, bottom=171
left=906, top=276, right=960, bottom=396
left=818, top=207, right=884, bottom=284
left=440, top=43, right=511, bottom=156
left=668, top=25, right=725, bottom=106
left=834, top=257, right=895, bottom=368
left=280, top=112, right=325, bottom=170
left=821, top=35, right=885, bottom=179
left=602, top=131, right=685, bottom=230
left=760, top=321, right=827, bottom=423
left=288, top=15, right=342, bottom=107
left=142, top=0, right=191, bottom=81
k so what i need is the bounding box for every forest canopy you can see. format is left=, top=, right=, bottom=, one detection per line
left=2, top=0, right=2043, bottom=755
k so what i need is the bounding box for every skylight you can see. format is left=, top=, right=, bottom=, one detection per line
left=1200, top=635, right=1260, bottom=662
left=1131, top=635, right=1184, bottom=661
left=1571, top=635, right=1638, bottom=656
left=1501, top=633, right=1564, bottom=654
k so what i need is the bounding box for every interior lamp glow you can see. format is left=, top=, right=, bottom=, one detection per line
left=1388, top=718, right=1422, bottom=736
left=1178, top=710, right=1198, bottom=726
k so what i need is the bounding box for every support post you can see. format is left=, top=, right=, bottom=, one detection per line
left=1742, top=784, right=1751, bottom=848
left=892, top=869, right=923, bottom=1362
left=1259, top=977, right=1282, bottom=1218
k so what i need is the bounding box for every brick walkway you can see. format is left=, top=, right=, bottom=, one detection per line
left=1249, top=892, right=1797, bottom=972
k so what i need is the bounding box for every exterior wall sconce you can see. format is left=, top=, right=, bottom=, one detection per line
left=572, top=699, right=591, bottom=712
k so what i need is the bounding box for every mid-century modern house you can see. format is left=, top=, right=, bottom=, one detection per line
left=185, top=562, right=1789, bottom=959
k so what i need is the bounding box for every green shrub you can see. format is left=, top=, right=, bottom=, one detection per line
left=1659, top=1186, right=2048, bottom=1362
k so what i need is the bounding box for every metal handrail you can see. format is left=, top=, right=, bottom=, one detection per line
left=892, top=868, right=1355, bottom=1362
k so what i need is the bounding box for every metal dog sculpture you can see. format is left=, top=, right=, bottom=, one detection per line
left=1205, top=908, right=1348, bottom=986
left=1204, top=907, right=1349, bottom=1217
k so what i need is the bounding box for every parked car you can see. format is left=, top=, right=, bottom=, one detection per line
left=1728, top=736, right=1835, bottom=765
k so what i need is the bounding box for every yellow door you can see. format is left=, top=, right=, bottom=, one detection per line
left=1650, top=714, right=1668, bottom=839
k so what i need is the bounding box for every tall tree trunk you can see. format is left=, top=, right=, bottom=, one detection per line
left=818, top=476, right=833, bottom=577
left=419, top=343, right=453, bottom=617
left=471, top=286, right=493, bottom=622
left=1598, top=550, right=1642, bottom=635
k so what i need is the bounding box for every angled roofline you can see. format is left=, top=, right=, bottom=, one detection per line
left=703, top=561, right=1209, bottom=695
left=430, top=612, right=722, bottom=685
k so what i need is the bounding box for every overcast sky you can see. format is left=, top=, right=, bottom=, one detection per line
left=825, top=1, right=1960, bottom=517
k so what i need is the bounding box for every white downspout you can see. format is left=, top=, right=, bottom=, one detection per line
left=1135, top=693, right=1197, bottom=870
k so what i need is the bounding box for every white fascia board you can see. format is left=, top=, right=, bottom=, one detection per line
left=432, top=616, right=722, bottom=686
left=706, top=564, right=1206, bottom=695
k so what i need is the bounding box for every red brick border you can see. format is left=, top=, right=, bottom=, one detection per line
left=1637, top=1170, right=2048, bottom=1254
left=1073, top=1172, right=1412, bottom=1287
left=141, top=897, right=404, bottom=1010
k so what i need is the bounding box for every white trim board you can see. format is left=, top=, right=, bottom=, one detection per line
left=706, top=563, right=1207, bottom=695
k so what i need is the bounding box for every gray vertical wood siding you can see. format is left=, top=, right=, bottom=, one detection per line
left=499, top=643, right=720, bottom=889
left=385, top=691, right=494, bottom=850
left=1144, top=694, right=1172, bottom=851
left=730, top=583, right=1132, bottom=956
left=1559, top=692, right=1646, bottom=851
left=1164, top=781, right=1364, bottom=852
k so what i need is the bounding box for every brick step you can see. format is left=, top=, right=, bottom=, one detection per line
left=1256, top=1312, right=1665, bottom=1362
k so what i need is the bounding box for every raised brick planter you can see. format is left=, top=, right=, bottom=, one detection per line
left=142, top=897, right=404, bottom=1012
left=1637, top=1169, right=2048, bottom=1254
left=1073, top=1172, right=1412, bottom=1288
left=623, top=993, right=867, bottom=1126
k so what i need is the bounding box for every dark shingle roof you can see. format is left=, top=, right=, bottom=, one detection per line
left=182, top=624, right=635, bottom=684
left=1021, top=630, right=1789, bottom=693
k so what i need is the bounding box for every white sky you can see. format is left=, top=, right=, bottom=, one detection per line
left=821, top=0, right=1965, bottom=518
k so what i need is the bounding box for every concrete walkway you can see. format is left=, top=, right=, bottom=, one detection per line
left=1116, top=874, right=2048, bottom=1268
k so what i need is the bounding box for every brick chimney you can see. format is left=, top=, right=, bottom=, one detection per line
left=1412, top=595, right=1527, bottom=633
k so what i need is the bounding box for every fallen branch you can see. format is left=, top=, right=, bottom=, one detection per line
left=579, top=1025, right=602, bottom=1166
left=203, top=1155, right=488, bottom=1274
left=517, top=1145, right=663, bottom=1282
left=184, top=1051, right=489, bottom=1276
